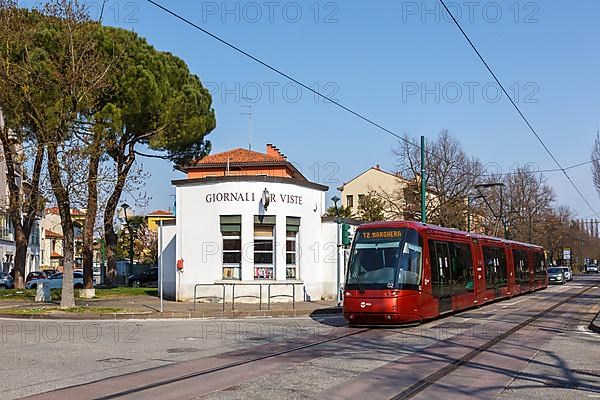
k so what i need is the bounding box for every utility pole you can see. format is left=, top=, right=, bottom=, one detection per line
left=241, top=103, right=253, bottom=151
left=159, top=219, right=164, bottom=313
left=331, top=196, right=341, bottom=305
left=420, top=136, right=427, bottom=224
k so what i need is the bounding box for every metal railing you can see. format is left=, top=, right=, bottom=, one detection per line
left=267, top=282, right=300, bottom=310
left=193, top=283, right=226, bottom=312
left=231, top=283, right=263, bottom=311
left=192, top=282, right=304, bottom=312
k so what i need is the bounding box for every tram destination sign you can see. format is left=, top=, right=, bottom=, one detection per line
left=360, top=230, right=402, bottom=240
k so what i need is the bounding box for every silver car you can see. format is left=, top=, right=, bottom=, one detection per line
left=559, top=267, right=573, bottom=281
left=547, top=267, right=565, bottom=284
left=25, top=271, right=85, bottom=290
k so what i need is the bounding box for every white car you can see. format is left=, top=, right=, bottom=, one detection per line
left=559, top=267, right=573, bottom=281
left=586, top=265, right=599, bottom=273
left=25, top=271, right=85, bottom=290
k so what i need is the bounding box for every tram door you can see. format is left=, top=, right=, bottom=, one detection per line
left=431, top=241, right=452, bottom=314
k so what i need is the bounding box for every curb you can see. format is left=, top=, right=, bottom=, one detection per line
left=0, top=307, right=343, bottom=321
left=589, top=311, right=600, bottom=334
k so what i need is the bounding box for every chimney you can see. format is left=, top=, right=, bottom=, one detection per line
left=266, top=144, right=286, bottom=159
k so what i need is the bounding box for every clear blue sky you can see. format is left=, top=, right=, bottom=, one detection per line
left=36, top=1, right=600, bottom=217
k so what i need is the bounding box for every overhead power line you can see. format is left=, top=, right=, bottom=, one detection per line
left=146, top=0, right=597, bottom=208
left=143, top=0, right=496, bottom=177
left=437, top=0, right=599, bottom=218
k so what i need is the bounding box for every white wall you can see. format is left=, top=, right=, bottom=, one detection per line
left=158, top=223, right=177, bottom=300
left=175, top=179, right=328, bottom=301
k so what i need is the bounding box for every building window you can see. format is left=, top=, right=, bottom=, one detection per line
left=254, top=216, right=275, bottom=279
left=358, top=194, right=365, bottom=204
left=286, top=217, right=300, bottom=279
left=220, top=216, right=241, bottom=280
left=346, top=195, right=354, bottom=208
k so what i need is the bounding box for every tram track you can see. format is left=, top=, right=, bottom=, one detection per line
left=22, top=283, right=593, bottom=400
left=90, top=327, right=370, bottom=400
left=387, top=284, right=595, bottom=400
left=94, top=286, right=574, bottom=400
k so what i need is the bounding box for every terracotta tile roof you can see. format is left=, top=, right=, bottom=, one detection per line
left=45, top=207, right=84, bottom=216
left=147, top=210, right=174, bottom=216
left=44, top=229, right=63, bottom=239
left=192, top=148, right=285, bottom=166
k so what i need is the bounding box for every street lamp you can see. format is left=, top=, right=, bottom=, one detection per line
left=474, top=182, right=507, bottom=239
left=331, top=195, right=340, bottom=217
left=121, top=203, right=134, bottom=282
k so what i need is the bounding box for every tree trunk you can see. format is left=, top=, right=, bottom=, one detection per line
left=12, top=225, right=27, bottom=289
left=104, top=224, right=118, bottom=287
left=60, top=218, right=76, bottom=307
left=0, top=111, right=44, bottom=289
left=47, top=142, right=75, bottom=308
left=82, top=150, right=100, bottom=291
left=104, top=148, right=135, bottom=287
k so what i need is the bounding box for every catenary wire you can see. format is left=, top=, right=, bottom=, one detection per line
left=145, top=0, right=597, bottom=210
left=437, top=0, right=599, bottom=218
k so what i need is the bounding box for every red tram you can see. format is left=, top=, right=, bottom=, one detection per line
left=343, top=221, right=548, bottom=324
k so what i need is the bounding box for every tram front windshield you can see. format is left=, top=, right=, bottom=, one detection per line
left=346, top=228, right=422, bottom=290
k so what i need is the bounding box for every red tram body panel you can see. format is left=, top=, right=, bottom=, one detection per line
left=343, top=221, right=548, bottom=325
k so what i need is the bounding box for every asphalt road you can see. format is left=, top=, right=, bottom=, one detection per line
left=2, top=274, right=599, bottom=400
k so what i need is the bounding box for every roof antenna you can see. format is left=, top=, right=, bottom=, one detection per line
left=241, top=100, right=253, bottom=151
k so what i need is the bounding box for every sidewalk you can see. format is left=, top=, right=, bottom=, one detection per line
left=0, top=295, right=341, bottom=320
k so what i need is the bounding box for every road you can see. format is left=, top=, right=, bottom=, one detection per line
left=1, top=275, right=599, bottom=400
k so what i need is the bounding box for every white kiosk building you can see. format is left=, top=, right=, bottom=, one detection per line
left=160, top=144, right=347, bottom=303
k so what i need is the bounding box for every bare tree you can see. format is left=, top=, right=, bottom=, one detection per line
left=592, top=133, right=600, bottom=198
left=395, top=130, right=483, bottom=229
left=1, top=0, right=111, bottom=307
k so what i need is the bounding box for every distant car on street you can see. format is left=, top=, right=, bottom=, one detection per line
left=547, top=267, right=566, bottom=284
left=43, top=269, right=57, bottom=277
left=128, top=268, right=158, bottom=287
left=26, top=271, right=48, bottom=283
left=25, top=271, right=85, bottom=290
left=559, top=267, right=573, bottom=281
left=0, top=272, right=15, bottom=289
left=585, top=264, right=599, bottom=273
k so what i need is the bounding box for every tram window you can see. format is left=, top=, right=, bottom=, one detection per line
left=483, top=246, right=508, bottom=289
left=534, top=252, right=546, bottom=279
left=449, top=242, right=473, bottom=295
left=399, top=229, right=423, bottom=286
left=512, top=250, right=529, bottom=284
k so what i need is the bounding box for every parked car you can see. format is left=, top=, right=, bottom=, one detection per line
left=43, top=269, right=57, bottom=277
left=26, top=271, right=48, bottom=283
left=559, top=267, right=573, bottom=281
left=25, top=271, right=85, bottom=290
left=0, top=272, right=15, bottom=289
left=547, top=267, right=566, bottom=284
left=586, top=264, right=599, bottom=273
left=128, top=268, right=158, bottom=287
